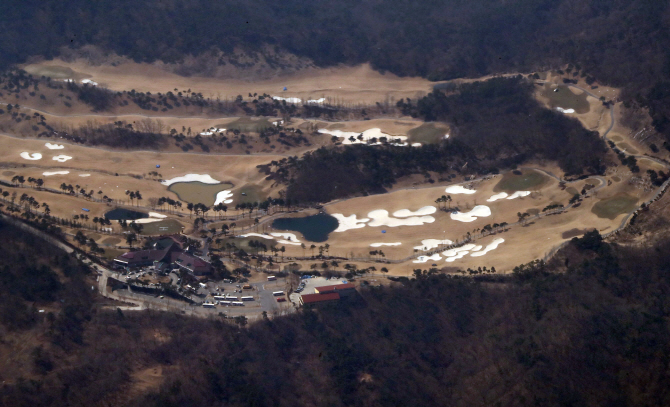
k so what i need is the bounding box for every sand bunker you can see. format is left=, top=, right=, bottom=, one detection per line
left=161, top=174, right=221, bottom=186
left=332, top=214, right=370, bottom=232
left=445, top=185, right=476, bottom=194
left=370, top=242, right=402, bottom=247
left=45, top=143, right=64, bottom=150
left=413, top=253, right=442, bottom=263
left=507, top=191, right=531, bottom=200
left=130, top=212, right=168, bottom=224
left=556, top=107, right=575, bottom=114
left=214, top=190, right=234, bottom=205
left=42, top=171, right=70, bottom=176
left=270, top=232, right=302, bottom=245
left=20, top=152, right=42, bottom=160
left=148, top=212, right=167, bottom=218
left=487, top=192, right=508, bottom=202
left=451, top=205, right=491, bottom=222
left=443, top=244, right=478, bottom=262
left=272, top=96, right=302, bottom=103
left=414, top=239, right=453, bottom=251
left=393, top=206, right=436, bottom=217
left=52, top=155, right=72, bottom=162
left=470, top=238, right=504, bottom=257
left=240, top=233, right=275, bottom=240
left=318, top=128, right=409, bottom=146
left=307, top=98, right=326, bottom=104
left=200, top=127, right=226, bottom=136
left=79, top=174, right=91, bottom=177
left=368, top=209, right=435, bottom=227
left=81, top=79, right=98, bottom=86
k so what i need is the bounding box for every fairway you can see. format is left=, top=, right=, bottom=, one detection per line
left=219, top=117, right=273, bottom=133
left=139, top=219, right=185, bottom=235
left=168, top=182, right=234, bottom=206
left=591, top=194, right=638, bottom=220
left=494, top=169, right=549, bottom=192
left=235, top=184, right=267, bottom=204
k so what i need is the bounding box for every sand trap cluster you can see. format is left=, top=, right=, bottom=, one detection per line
left=332, top=214, right=370, bottom=232
left=20, top=152, right=42, bottom=160
left=199, top=127, right=226, bottom=136
left=445, top=185, right=476, bottom=194
left=414, top=239, right=453, bottom=251
left=368, top=209, right=435, bottom=227
left=370, top=242, right=402, bottom=247
left=161, top=174, right=220, bottom=186
left=450, top=205, right=491, bottom=222
left=272, top=96, right=302, bottom=103
left=487, top=191, right=530, bottom=202
left=443, top=244, right=478, bottom=262
left=556, top=107, right=575, bottom=114
left=470, top=238, right=504, bottom=257
left=318, top=128, right=410, bottom=146
left=45, top=143, right=64, bottom=150
left=270, top=232, right=302, bottom=245
left=214, top=190, right=234, bottom=205
left=42, top=170, right=69, bottom=176
left=52, top=155, right=72, bottom=162
left=413, top=253, right=442, bottom=263
left=393, top=206, right=436, bottom=217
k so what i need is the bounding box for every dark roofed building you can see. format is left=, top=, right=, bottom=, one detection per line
left=172, top=252, right=212, bottom=276
left=114, top=235, right=211, bottom=275
left=114, top=249, right=168, bottom=268
left=299, top=292, right=340, bottom=306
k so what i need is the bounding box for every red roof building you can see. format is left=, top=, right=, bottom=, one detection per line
left=299, top=292, right=340, bottom=306
left=314, top=283, right=356, bottom=296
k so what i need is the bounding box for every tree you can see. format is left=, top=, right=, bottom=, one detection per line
left=126, top=232, right=137, bottom=248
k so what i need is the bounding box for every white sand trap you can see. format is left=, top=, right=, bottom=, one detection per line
left=161, top=174, right=220, bottom=186
left=200, top=127, right=226, bottom=135
left=445, top=185, right=476, bottom=194
left=393, top=206, right=436, bottom=217
left=52, top=155, right=72, bottom=162
left=556, top=107, right=575, bottom=114
left=472, top=245, right=482, bottom=251
left=413, top=253, right=442, bottom=263
left=131, top=218, right=163, bottom=224
left=81, top=79, right=98, bottom=86
left=470, top=238, right=504, bottom=257
left=450, top=205, right=491, bottom=222
left=79, top=174, right=91, bottom=177
left=443, top=244, right=478, bottom=262
left=307, top=98, right=326, bottom=104
left=370, top=242, right=402, bottom=247
left=367, top=209, right=435, bottom=227
left=445, top=134, right=450, bottom=139
left=414, top=239, right=453, bottom=251
left=273, top=96, right=302, bottom=103
left=411, top=142, right=422, bottom=147
left=270, top=232, right=302, bottom=245
left=506, top=191, right=531, bottom=200
left=241, top=233, right=275, bottom=240
left=148, top=212, right=167, bottom=218
left=43, top=170, right=70, bottom=176
left=20, top=152, right=42, bottom=160
left=45, top=143, right=64, bottom=149
left=214, top=190, right=234, bottom=205
left=332, top=214, right=369, bottom=232
left=318, top=128, right=408, bottom=146
left=487, top=192, right=508, bottom=202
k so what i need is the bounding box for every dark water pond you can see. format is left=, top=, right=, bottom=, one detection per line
left=271, top=213, right=339, bottom=242
left=104, top=208, right=148, bottom=221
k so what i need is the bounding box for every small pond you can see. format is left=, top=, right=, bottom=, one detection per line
left=271, top=213, right=339, bottom=242
left=104, top=208, right=148, bottom=221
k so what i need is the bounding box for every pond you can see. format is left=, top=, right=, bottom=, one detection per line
left=271, top=213, right=339, bottom=242
left=168, top=181, right=234, bottom=206
left=104, top=208, right=149, bottom=221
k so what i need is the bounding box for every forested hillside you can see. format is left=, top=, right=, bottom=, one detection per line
left=3, top=0, right=669, bottom=138
left=3, top=222, right=670, bottom=406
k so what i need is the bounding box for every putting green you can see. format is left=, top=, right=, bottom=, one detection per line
left=540, top=85, right=590, bottom=114
left=219, top=117, right=272, bottom=133
left=235, top=184, right=267, bottom=204
left=494, top=170, right=549, bottom=192
left=139, top=219, right=184, bottom=235
left=591, top=194, right=638, bottom=220
left=168, top=182, right=233, bottom=206
left=408, top=123, right=449, bottom=144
